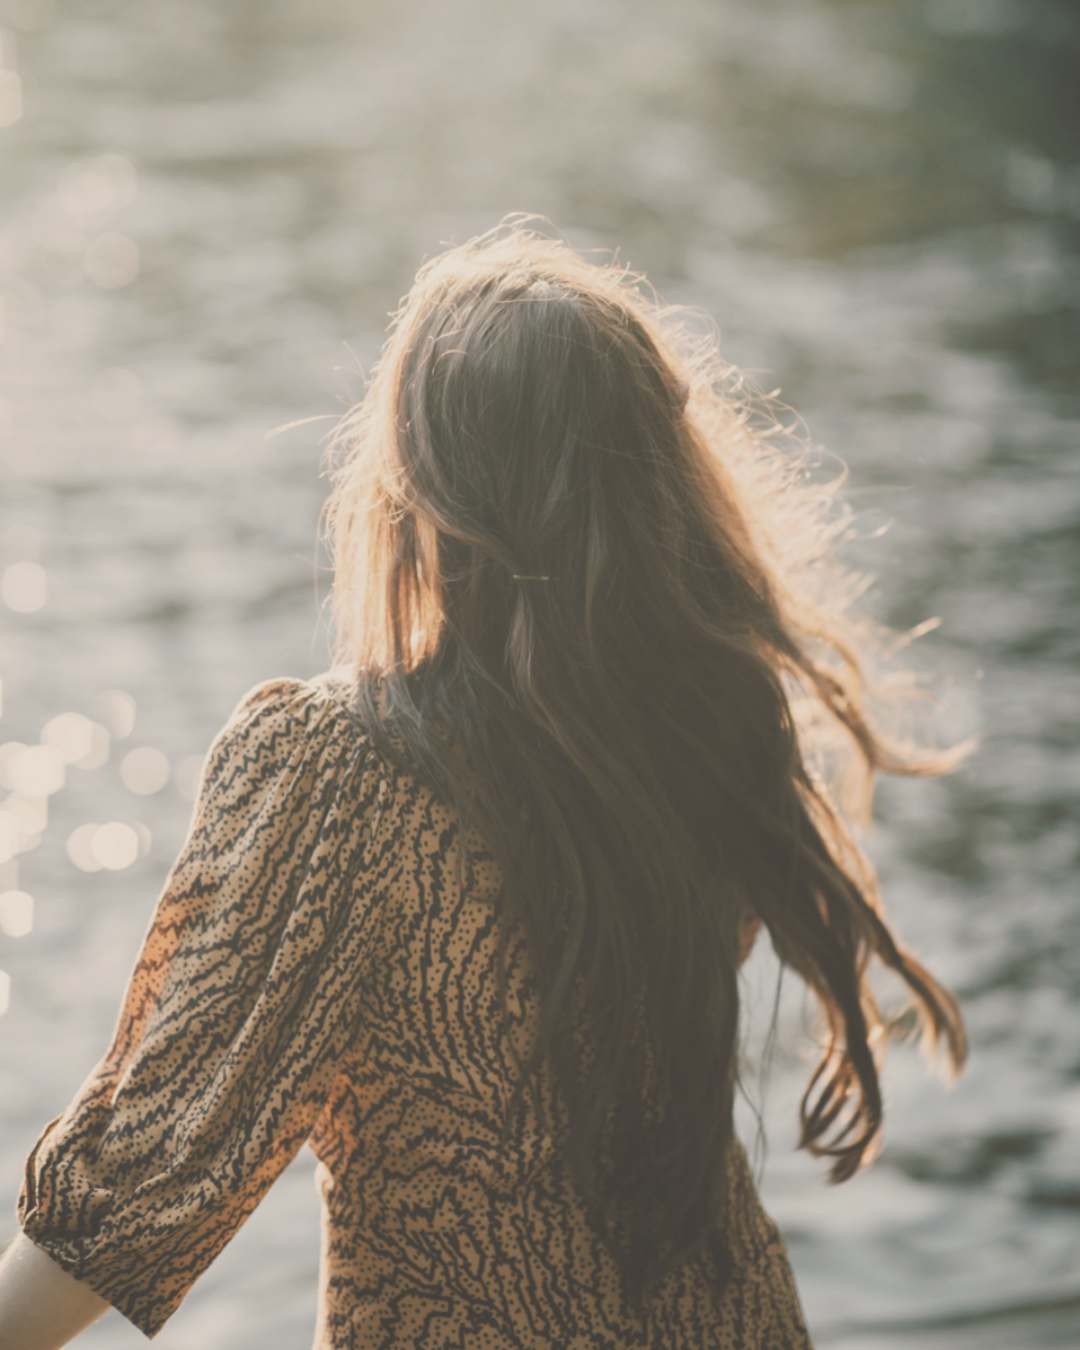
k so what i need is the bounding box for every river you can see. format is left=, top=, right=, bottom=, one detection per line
left=1, top=0, right=1078, bottom=1345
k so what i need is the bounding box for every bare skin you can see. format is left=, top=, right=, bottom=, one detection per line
left=0, top=1233, right=110, bottom=1350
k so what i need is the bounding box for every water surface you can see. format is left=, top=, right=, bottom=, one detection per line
left=1, top=0, right=1078, bottom=1345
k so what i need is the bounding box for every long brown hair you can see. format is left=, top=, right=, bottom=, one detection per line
left=323, top=221, right=967, bottom=1293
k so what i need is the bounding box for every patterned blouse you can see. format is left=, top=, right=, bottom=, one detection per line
left=18, top=675, right=813, bottom=1348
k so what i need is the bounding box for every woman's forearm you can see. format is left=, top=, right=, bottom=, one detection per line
left=0, top=1232, right=110, bottom=1350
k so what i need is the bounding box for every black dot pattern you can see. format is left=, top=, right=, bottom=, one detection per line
left=18, top=676, right=813, bottom=1347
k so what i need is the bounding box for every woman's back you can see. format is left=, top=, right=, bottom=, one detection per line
left=19, top=674, right=812, bottom=1348
left=308, top=680, right=811, bottom=1348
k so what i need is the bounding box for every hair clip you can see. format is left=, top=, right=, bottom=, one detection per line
left=511, top=575, right=552, bottom=581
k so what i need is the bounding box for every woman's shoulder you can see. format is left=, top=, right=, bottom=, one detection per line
left=224, top=668, right=356, bottom=716
left=200, top=669, right=396, bottom=797
left=218, top=669, right=377, bottom=739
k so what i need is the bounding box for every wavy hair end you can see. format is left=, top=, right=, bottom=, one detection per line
left=321, top=218, right=968, bottom=1295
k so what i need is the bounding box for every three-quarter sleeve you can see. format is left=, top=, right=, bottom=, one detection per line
left=17, top=676, right=394, bottom=1339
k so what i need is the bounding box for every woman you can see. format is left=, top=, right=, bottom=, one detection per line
left=0, top=223, right=966, bottom=1348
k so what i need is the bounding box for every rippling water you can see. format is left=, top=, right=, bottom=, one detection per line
left=1, top=0, right=1078, bottom=1345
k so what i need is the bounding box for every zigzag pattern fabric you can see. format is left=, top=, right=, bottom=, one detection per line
left=18, top=676, right=812, bottom=1348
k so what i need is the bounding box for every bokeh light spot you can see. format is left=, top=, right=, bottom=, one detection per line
left=41, top=712, right=95, bottom=764
left=120, top=746, right=169, bottom=795
left=8, top=744, right=65, bottom=796
left=91, top=821, right=139, bottom=870
left=58, top=154, right=137, bottom=226
left=2, top=560, right=47, bottom=612
left=0, top=890, right=33, bottom=937
left=7, top=794, right=47, bottom=835
left=84, top=232, right=139, bottom=289
left=96, top=689, right=135, bottom=740
left=0, top=814, right=18, bottom=865
left=66, top=823, right=102, bottom=872
left=74, top=721, right=110, bottom=771
left=0, top=742, right=27, bottom=790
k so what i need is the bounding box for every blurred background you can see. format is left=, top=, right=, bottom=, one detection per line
left=1, top=0, right=1078, bottom=1345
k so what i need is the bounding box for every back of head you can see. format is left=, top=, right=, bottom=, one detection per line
left=337, top=231, right=768, bottom=670
left=326, top=222, right=967, bottom=1296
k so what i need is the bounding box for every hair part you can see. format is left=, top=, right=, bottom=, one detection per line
left=322, top=219, right=968, bottom=1295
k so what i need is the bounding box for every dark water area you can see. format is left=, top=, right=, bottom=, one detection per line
left=1, top=0, right=1078, bottom=1345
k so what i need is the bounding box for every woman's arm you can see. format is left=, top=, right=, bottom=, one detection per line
left=12, top=677, right=392, bottom=1339
left=0, top=1232, right=110, bottom=1350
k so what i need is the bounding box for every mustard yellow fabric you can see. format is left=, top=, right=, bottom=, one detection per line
left=19, top=675, right=812, bottom=1347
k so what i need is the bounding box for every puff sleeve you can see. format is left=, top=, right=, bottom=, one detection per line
left=17, top=676, right=395, bottom=1338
